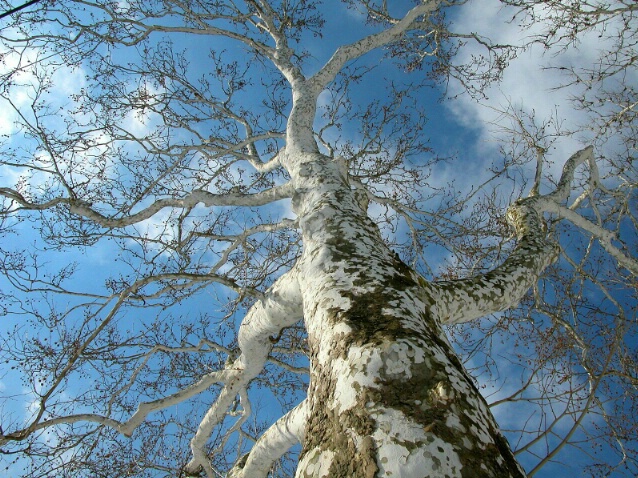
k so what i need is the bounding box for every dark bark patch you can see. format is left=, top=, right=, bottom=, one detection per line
left=301, top=359, right=379, bottom=478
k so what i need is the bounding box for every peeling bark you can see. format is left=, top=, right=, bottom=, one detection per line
left=430, top=200, right=559, bottom=325
left=286, top=151, right=531, bottom=478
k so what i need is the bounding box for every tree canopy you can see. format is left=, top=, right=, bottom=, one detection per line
left=0, top=1, right=636, bottom=477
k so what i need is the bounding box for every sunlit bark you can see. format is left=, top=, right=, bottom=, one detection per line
left=288, top=151, right=531, bottom=477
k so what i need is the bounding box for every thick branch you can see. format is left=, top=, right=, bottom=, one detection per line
left=1, top=183, right=293, bottom=228
left=284, top=2, right=440, bottom=154
left=184, top=266, right=303, bottom=476
left=309, top=1, right=440, bottom=92
left=1, top=266, right=303, bottom=472
left=430, top=200, right=558, bottom=325
left=229, top=400, right=307, bottom=478
left=426, top=145, right=635, bottom=324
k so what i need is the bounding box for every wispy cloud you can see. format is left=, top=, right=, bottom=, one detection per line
left=446, top=0, right=612, bottom=168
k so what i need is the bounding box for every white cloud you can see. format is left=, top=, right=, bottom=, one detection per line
left=446, top=0, right=613, bottom=176
left=0, top=47, right=39, bottom=135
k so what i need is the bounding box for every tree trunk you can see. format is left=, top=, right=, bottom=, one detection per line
left=291, top=152, right=526, bottom=478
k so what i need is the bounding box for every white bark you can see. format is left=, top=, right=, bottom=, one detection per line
left=229, top=400, right=307, bottom=478
left=1, top=183, right=293, bottom=227
left=184, top=267, right=303, bottom=475
left=75, top=183, right=293, bottom=226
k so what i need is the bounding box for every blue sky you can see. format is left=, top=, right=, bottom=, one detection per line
left=0, top=0, right=636, bottom=476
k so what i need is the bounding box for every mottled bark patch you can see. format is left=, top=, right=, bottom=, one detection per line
left=302, top=352, right=379, bottom=478
left=306, top=286, right=525, bottom=477
left=296, top=170, right=526, bottom=477
left=371, top=356, right=525, bottom=478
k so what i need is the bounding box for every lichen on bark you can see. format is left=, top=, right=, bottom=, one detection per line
left=294, top=162, right=528, bottom=477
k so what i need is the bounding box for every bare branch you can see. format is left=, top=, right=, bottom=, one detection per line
left=430, top=198, right=559, bottom=325
left=1, top=183, right=293, bottom=228
left=185, top=266, right=303, bottom=475
left=229, top=400, right=307, bottom=478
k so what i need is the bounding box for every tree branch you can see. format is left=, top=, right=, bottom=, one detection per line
left=429, top=199, right=559, bottom=325
left=426, top=145, right=638, bottom=324
left=531, top=146, right=638, bottom=275
left=1, top=183, right=294, bottom=228
left=229, top=400, right=307, bottom=478
left=309, top=1, right=440, bottom=92
left=184, top=266, right=303, bottom=476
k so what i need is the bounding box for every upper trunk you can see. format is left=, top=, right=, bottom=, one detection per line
left=289, top=151, right=526, bottom=478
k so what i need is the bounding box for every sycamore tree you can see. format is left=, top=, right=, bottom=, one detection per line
left=0, top=0, right=635, bottom=477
